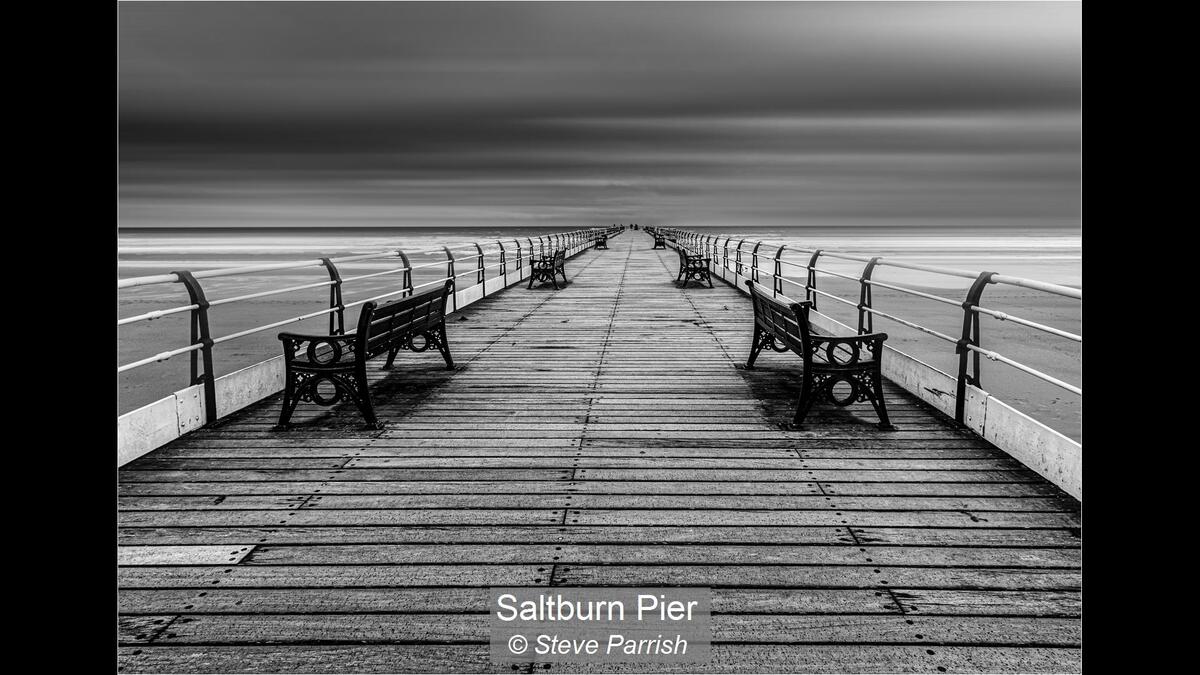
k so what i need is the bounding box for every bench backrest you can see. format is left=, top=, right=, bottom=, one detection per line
left=554, top=249, right=566, bottom=265
left=675, top=244, right=704, bottom=263
left=356, top=280, right=453, bottom=358
left=746, top=280, right=812, bottom=357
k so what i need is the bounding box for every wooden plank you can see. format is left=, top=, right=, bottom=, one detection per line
left=118, top=525, right=859, bottom=546
left=118, top=587, right=897, bottom=615
left=119, top=587, right=1079, bottom=617
left=118, top=644, right=1081, bottom=674
left=119, top=509, right=567, bottom=527
left=118, top=645, right=509, bottom=674
left=231, top=543, right=1078, bottom=567
left=119, top=545, right=257, bottom=566
left=119, top=564, right=1078, bottom=591
left=118, top=564, right=548, bottom=588
left=117, top=480, right=1062, bottom=498
left=118, top=525, right=1080, bottom=548
left=118, top=494, right=1074, bottom=512
left=124, top=613, right=1078, bottom=646
left=541, top=645, right=1082, bottom=673
left=552, top=565, right=1079, bottom=589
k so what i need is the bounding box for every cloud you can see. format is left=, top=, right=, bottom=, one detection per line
left=118, top=1, right=1081, bottom=229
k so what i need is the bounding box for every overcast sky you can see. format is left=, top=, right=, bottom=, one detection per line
left=118, top=1, right=1081, bottom=230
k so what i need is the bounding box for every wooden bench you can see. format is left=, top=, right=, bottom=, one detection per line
left=674, top=244, right=713, bottom=287
left=276, top=280, right=455, bottom=429
left=744, top=280, right=894, bottom=430
left=653, top=235, right=666, bottom=249
left=528, top=249, right=567, bottom=289
left=594, top=235, right=609, bottom=250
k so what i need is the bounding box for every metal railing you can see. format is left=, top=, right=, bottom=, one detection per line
left=653, top=226, right=1081, bottom=427
left=118, top=225, right=624, bottom=425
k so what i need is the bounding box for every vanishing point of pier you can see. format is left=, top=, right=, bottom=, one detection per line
left=117, top=232, right=1082, bottom=673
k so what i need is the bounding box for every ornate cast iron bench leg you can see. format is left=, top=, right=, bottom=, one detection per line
left=745, top=326, right=787, bottom=368
left=433, top=323, right=455, bottom=369
left=790, top=371, right=818, bottom=429
left=351, top=365, right=383, bottom=429
left=277, top=373, right=301, bottom=428
left=866, top=369, right=895, bottom=430
left=383, top=345, right=400, bottom=370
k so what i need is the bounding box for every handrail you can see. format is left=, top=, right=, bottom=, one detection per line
left=118, top=225, right=624, bottom=421
left=657, top=227, right=1081, bottom=431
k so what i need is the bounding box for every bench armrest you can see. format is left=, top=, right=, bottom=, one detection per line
left=808, top=331, right=888, bottom=346
left=278, top=332, right=359, bottom=367
left=807, top=332, right=888, bottom=362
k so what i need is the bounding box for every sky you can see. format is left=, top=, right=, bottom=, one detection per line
left=117, top=1, right=1081, bottom=230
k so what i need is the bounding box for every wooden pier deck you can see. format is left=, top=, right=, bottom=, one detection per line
left=117, top=234, right=1082, bottom=673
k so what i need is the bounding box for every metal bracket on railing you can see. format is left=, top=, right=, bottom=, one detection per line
left=514, top=239, right=523, bottom=272
left=735, top=240, right=746, bottom=276
left=496, top=240, right=507, bottom=280
left=806, top=250, right=822, bottom=310
left=723, top=237, right=731, bottom=271
left=750, top=242, right=763, bottom=282
left=858, top=257, right=881, bottom=335
left=474, top=243, right=485, bottom=284
left=395, top=249, right=413, bottom=297
left=319, top=257, right=345, bottom=335
left=173, top=270, right=218, bottom=425
left=527, top=238, right=536, bottom=263
left=443, top=246, right=457, bottom=312
left=773, top=245, right=787, bottom=297
left=954, top=271, right=996, bottom=424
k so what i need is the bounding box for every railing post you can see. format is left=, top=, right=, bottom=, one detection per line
left=443, top=246, right=457, bottom=313
left=475, top=243, right=485, bottom=285
left=857, top=257, right=881, bottom=335
left=750, top=241, right=762, bottom=282
left=723, top=237, right=731, bottom=271
left=319, top=257, right=345, bottom=335
left=514, top=239, right=523, bottom=274
left=955, top=271, right=995, bottom=424
left=496, top=240, right=507, bottom=287
left=174, top=270, right=218, bottom=425
left=772, top=245, right=787, bottom=297
left=394, top=249, right=413, bottom=298
left=735, top=239, right=746, bottom=276
left=805, top=250, right=822, bottom=310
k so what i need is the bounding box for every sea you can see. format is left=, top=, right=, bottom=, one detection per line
left=117, top=226, right=1081, bottom=441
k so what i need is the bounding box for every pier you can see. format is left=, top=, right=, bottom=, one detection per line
left=118, top=231, right=1081, bottom=673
